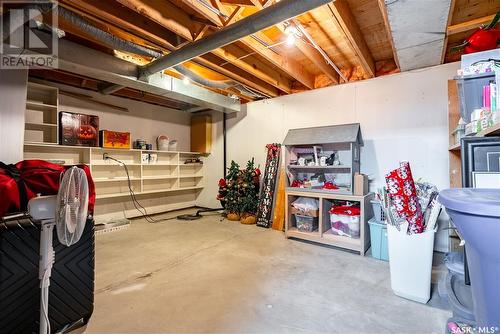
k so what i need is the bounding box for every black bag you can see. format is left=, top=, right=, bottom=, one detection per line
left=0, top=216, right=95, bottom=333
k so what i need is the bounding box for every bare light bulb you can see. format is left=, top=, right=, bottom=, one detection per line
left=286, top=34, right=295, bottom=46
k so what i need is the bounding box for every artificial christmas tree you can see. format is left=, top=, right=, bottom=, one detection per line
left=223, top=161, right=241, bottom=221
left=240, top=158, right=260, bottom=225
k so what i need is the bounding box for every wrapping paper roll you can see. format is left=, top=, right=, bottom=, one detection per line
left=385, top=161, right=424, bottom=234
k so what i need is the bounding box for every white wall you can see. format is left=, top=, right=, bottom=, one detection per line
left=0, top=69, right=27, bottom=163
left=223, top=62, right=460, bottom=251
left=55, top=84, right=191, bottom=150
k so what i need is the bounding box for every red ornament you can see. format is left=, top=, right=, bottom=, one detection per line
left=322, top=182, right=339, bottom=190
left=218, top=178, right=226, bottom=187
left=464, top=27, right=500, bottom=54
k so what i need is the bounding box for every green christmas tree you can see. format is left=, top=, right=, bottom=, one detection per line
left=224, top=161, right=241, bottom=214
left=240, top=158, right=260, bottom=215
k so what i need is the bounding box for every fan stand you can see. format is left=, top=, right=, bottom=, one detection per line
left=39, top=220, right=56, bottom=334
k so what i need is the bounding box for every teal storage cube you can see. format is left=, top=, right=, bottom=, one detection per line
left=369, top=218, right=389, bottom=261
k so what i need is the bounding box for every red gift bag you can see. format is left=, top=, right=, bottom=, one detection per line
left=0, top=160, right=95, bottom=217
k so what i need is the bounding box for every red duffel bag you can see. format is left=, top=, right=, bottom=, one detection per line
left=0, top=160, right=95, bottom=218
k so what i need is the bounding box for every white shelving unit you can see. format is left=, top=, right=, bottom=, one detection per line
left=23, top=143, right=205, bottom=200
left=24, top=82, right=59, bottom=145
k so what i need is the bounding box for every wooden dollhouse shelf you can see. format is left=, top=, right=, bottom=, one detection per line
left=283, top=124, right=373, bottom=255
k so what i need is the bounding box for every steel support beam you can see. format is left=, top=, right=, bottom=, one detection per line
left=138, top=0, right=334, bottom=78
left=9, top=31, right=240, bottom=113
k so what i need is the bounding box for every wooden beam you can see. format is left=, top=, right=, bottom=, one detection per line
left=59, top=0, right=277, bottom=98
left=250, top=1, right=339, bottom=84
left=197, top=54, right=280, bottom=97
left=377, top=0, right=400, bottom=69
left=113, top=0, right=197, bottom=41
left=441, top=0, right=456, bottom=64
left=172, top=1, right=294, bottom=92
left=328, top=1, right=375, bottom=78
left=241, top=36, right=315, bottom=89
left=58, top=0, right=181, bottom=49
left=177, top=0, right=224, bottom=26
left=295, top=38, right=339, bottom=84
left=220, top=0, right=254, bottom=7
left=447, top=14, right=496, bottom=35
left=212, top=44, right=293, bottom=93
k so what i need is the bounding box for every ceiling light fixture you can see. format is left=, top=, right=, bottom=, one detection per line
left=183, top=77, right=190, bottom=85
left=284, top=23, right=300, bottom=47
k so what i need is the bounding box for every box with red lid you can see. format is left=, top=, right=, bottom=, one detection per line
left=329, top=205, right=361, bottom=238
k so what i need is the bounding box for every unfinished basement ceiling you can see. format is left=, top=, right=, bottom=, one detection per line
left=18, top=0, right=500, bottom=104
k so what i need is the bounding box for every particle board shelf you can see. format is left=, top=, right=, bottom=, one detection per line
left=286, top=187, right=353, bottom=196
left=23, top=142, right=205, bottom=202
left=449, top=143, right=461, bottom=151
left=285, top=191, right=373, bottom=255
left=477, top=123, right=500, bottom=137
left=25, top=122, right=57, bottom=130
left=26, top=101, right=58, bottom=111
left=288, top=165, right=351, bottom=170
left=142, top=175, right=178, bottom=180
left=95, top=186, right=204, bottom=199
left=93, top=177, right=141, bottom=183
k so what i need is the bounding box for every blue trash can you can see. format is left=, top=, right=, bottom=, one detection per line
left=368, top=218, right=389, bottom=261
left=439, top=189, right=500, bottom=329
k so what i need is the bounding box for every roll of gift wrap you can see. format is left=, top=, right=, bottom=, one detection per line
left=385, top=161, right=424, bottom=234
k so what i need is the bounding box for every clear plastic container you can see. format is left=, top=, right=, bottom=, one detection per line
left=295, top=214, right=318, bottom=232
left=329, top=205, right=360, bottom=238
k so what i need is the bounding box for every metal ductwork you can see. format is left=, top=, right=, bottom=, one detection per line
left=24, top=4, right=263, bottom=100
left=138, top=0, right=334, bottom=79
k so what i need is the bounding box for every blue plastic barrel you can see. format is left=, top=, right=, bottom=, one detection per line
left=368, top=218, right=389, bottom=261
left=439, top=189, right=500, bottom=329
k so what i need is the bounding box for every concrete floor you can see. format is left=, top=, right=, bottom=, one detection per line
left=84, top=209, right=451, bottom=334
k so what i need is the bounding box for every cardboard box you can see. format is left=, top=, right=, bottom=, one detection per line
left=354, top=173, right=368, bottom=196
left=100, top=130, right=131, bottom=149
left=59, top=112, right=99, bottom=147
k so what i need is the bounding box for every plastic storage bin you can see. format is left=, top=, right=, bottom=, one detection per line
left=329, top=205, right=360, bottom=238
left=439, top=189, right=500, bottom=329
left=295, top=214, right=318, bottom=232
left=368, top=218, right=388, bottom=261
left=387, top=222, right=437, bottom=303
left=370, top=200, right=385, bottom=223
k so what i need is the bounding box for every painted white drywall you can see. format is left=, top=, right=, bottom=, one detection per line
left=220, top=62, right=460, bottom=252
left=55, top=84, right=191, bottom=150
left=0, top=69, right=27, bottom=163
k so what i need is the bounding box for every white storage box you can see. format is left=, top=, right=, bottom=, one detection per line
left=387, top=223, right=437, bottom=303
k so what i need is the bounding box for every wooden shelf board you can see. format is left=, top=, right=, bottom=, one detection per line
left=288, top=165, right=351, bottom=170
left=91, top=162, right=142, bottom=166
left=142, top=175, right=178, bottom=180
left=93, top=177, right=141, bottom=182
left=449, top=143, right=461, bottom=151
left=477, top=123, right=500, bottom=137
left=26, top=101, right=57, bottom=110
left=24, top=143, right=203, bottom=155
left=287, top=227, right=320, bottom=239
left=95, top=186, right=203, bottom=199
left=179, top=175, right=203, bottom=178
left=142, top=163, right=177, bottom=166
left=180, top=163, right=204, bottom=167
left=286, top=188, right=356, bottom=197
left=322, top=229, right=361, bottom=249
left=25, top=122, right=57, bottom=128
